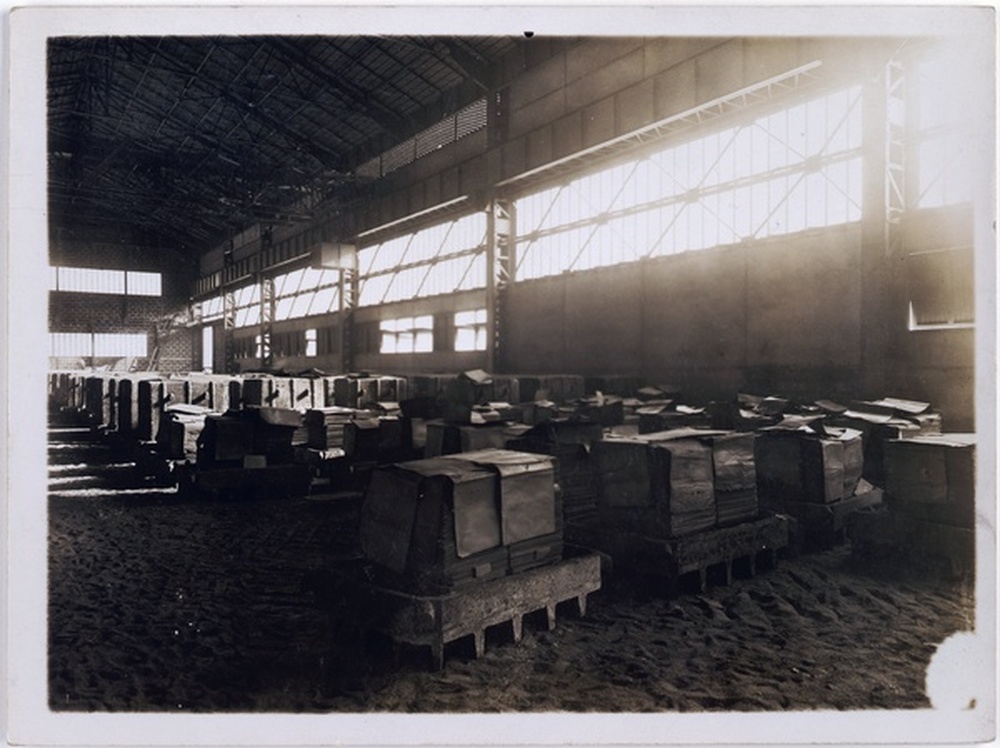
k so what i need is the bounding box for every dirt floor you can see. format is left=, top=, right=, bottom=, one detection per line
left=46, top=421, right=975, bottom=713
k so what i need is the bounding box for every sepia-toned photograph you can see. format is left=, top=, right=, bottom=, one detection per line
left=4, top=4, right=996, bottom=746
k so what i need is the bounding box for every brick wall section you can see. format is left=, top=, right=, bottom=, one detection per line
left=49, top=291, right=195, bottom=372
left=49, top=236, right=198, bottom=372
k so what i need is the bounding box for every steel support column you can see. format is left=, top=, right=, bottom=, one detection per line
left=222, top=289, right=236, bottom=374
left=259, top=274, right=275, bottom=370
left=258, top=225, right=275, bottom=370
left=338, top=254, right=358, bottom=373
left=884, top=59, right=906, bottom=259
left=485, top=198, right=514, bottom=372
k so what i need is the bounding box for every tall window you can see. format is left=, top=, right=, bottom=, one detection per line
left=273, top=267, right=341, bottom=321
left=201, top=326, right=214, bottom=372
left=197, top=266, right=341, bottom=330
left=358, top=213, right=487, bottom=307
left=454, top=309, right=488, bottom=351
left=516, top=85, right=863, bottom=280
left=380, top=315, right=434, bottom=354
left=305, top=328, right=318, bottom=357
left=233, top=284, right=261, bottom=328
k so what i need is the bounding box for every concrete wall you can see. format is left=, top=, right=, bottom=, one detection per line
left=502, top=202, right=976, bottom=430
left=889, top=205, right=976, bottom=431
left=503, top=224, right=865, bottom=402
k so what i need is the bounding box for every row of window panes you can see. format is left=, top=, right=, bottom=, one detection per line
left=49, top=267, right=162, bottom=296
left=377, top=311, right=487, bottom=354
left=356, top=97, right=487, bottom=180
left=359, top=252, right=486, bottom=306
left=380, top=315, right=434, bottom=354
left=359, top=212, right=487, bottom=276
left=197, top=267, right=341, bottom=328
left=517, top=159, right=863, bottom=279
left=195, top=73, right=973, bottom=315
left=49, top=332, right=148, bottom=357
left=516, top=86, right=864, bottom=280
left=223, top=312, right=487, bottom=356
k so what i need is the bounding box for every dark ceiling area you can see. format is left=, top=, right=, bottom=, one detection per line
left=47, top=35, right=521, bottom=254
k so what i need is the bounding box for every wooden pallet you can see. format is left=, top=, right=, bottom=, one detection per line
left=573, top=514, right=790, bottom=596
left=848, top=507, right=974, bottom=579
left=310, top=552, right=601, bottom=670
left=779, top=488, right=883, bottom=552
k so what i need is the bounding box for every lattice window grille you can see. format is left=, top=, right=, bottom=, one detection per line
left=358, top=212, right=488, bottom=307
left=516, top=85, right=863, bottom=280
left=456, top=98, right=488, bottom=139
left=454, top=308, right=488, bottom=352
left=415, top=117, right=455, bottom=159
left=379, top=315, right=434, bottom=354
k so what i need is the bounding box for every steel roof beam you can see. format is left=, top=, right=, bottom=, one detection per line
left=266, top=37, right=412, bottom=144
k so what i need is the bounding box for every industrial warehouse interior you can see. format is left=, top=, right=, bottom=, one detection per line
left=3, top=5, right=996, bottom=746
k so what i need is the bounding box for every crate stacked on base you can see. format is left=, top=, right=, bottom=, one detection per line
left=328, top=373, right=408, bottom=409
left=157, top=403, right=213, bottom=460
left=588, top=427, right=786, bottom=594
left=849, top=433, right=975, bottom=577
left=561, top=393, right=625, bottom=427
left=303, top=406, right=358, bottom=451
left=113, top=373, right=164, bottom=438
left=313, top=448, right=599, bottom=670
left=506, top=420, right=603, bottom=535
left=593, top=430, right=719, bottom=538
left=754, top=422, right=878, bottom=550
left=82, top=374, right=116, bottom=428
left=137, top=378, right=188, bottom=443
left=823, top=397, right=943, bottom=486
left=883, top=433, right=975, bottom=528
left=424, top=420, right=529, bottom=457
left=196, top=406, right=301, bottom=467
left=177, top=405, right=312, bottom=499
left=636, top=404, right=712, bottom=433
left=358, top=448, right=563, bottom=595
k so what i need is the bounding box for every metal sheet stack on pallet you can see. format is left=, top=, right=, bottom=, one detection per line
left=705, top=431, right=759, bottom=528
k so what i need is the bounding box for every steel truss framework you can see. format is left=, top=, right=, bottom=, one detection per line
left=514, top=83, right=864, bottom=280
